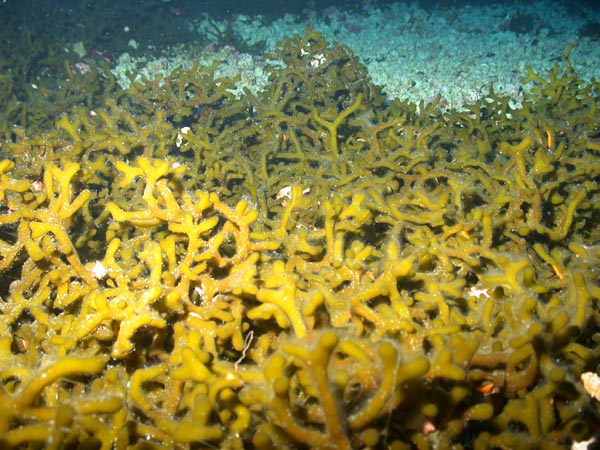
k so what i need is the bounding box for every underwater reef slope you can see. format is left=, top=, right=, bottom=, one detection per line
left=0, top=31, right=599, bottom=449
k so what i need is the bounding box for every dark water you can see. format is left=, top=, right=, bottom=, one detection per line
left=1, top=0, right=598, bottom=48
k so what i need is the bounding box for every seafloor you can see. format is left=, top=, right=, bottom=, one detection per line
left=109, top=0, right=600, bottom=109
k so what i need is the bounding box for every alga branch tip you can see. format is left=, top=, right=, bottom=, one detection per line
left=312, top=93, right=363, bottom=158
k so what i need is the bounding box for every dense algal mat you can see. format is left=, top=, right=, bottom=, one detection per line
left=0, top=31, right=599, bottom=449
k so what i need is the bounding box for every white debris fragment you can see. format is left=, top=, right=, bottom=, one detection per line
left=176, top=127, right=191, bottom=148
left=90, top=260, right=108, bottom=280
left=466, top=286, right=490, bottom=300
left=581, top=372, right=600, bottom=401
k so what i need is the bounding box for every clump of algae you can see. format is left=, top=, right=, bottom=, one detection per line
left=0, top=31, right=599, bottom=449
